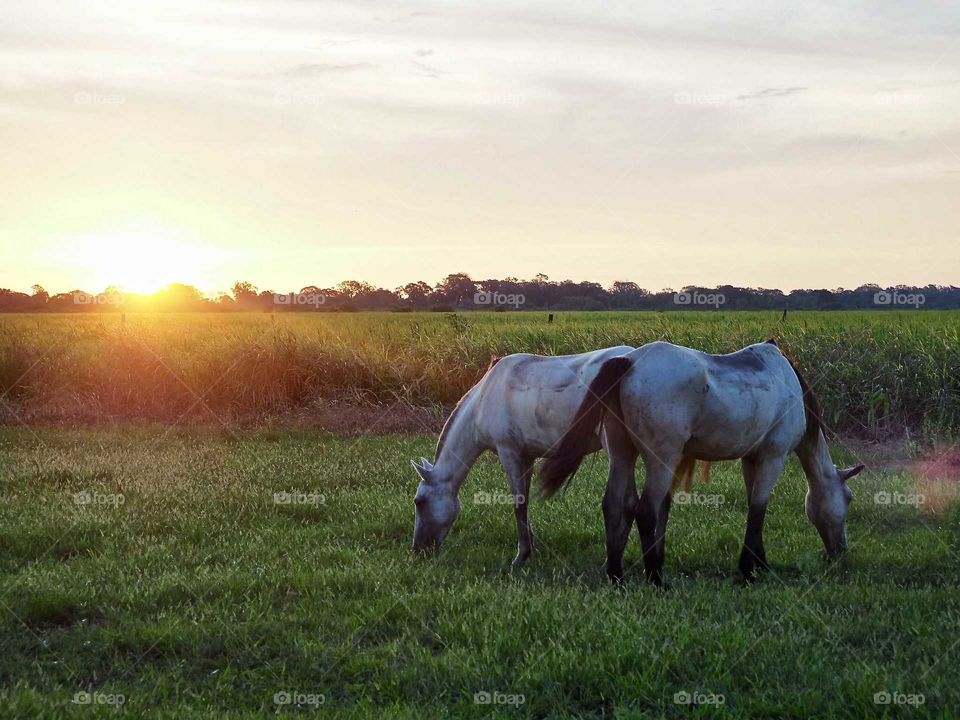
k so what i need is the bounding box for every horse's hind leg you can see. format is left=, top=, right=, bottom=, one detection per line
left=739, top=453, right=786, bottom=579
left=603, top=453, right=638, bottom=585
left=499, top=448, right=535, bottom=567
left=654, top=492, right=672, bottom=572
left=637, top=452, right=681, bottom=586
left=602, top=428, right=639, bottom=585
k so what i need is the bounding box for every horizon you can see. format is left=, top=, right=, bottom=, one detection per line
left=3, top=2, right=960, bottom=292
left=4, top=275, right=956, bottom=300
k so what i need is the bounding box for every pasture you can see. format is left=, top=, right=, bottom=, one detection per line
left=1, top=430, right=958, bottom=718
left=0, top=311, right=958, bottom=717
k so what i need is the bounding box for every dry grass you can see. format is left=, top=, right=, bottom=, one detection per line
left=1, top=311, right=958, bottom=437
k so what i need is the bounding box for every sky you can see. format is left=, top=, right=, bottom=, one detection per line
left=1, top=0, right=959, bottom=295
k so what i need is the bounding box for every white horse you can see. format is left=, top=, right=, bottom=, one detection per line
left=539, top=340, right=864, bottom=585
left=412, top=345, right=634, bottom=565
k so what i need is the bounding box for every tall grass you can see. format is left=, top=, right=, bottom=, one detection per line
left=1, top=311, right=958, bottom=436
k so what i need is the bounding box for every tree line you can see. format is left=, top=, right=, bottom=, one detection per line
left=1, top=275, right=956, bottom=312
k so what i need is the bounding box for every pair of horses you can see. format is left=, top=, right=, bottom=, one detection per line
left=412, top=341, right=863, bottom=584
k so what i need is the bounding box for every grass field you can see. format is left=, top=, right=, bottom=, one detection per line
left=1, top=428, right=958, bottom=718
left=1, top=311, right=959, bottom=717
left=2, top=311, right=960, bottom=436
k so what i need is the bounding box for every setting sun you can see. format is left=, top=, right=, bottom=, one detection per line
left=54, top=224, right=215, bottom=295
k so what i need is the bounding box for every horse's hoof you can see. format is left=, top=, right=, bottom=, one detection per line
left=645, top=574, right=665, bottom=588
left=511, top=552, right=532, bottom=567
left=606, top=570, right=625, bottom=586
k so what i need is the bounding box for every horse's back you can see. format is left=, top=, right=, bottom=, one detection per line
left=701, top=343, right=804, bottom=447
left=620, top=341, right=805, bottom=459
left=476, top=345, right=634, bottom=455
left=619, top=342, right=709, bottom=432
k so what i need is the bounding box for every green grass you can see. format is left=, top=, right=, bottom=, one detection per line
left=1, top=428, right=957, bottom=718
left=1, top=311, right=960, bottom=435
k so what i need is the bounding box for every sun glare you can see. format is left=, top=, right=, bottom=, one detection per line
left=57, top=225, right=213, bottom=295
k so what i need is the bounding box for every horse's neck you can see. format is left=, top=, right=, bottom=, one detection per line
left=434, top=400, right=482, bottom=491
left=795, top=430, right=833, bottom=494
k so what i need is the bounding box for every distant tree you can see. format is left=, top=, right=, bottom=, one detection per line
left=335, top=280, right=367, bottom=300
left=434, top=273, right=478, bottom=307
left=29, top=285, right=49, bottom=310
left=154, top=283, right=204, bottom=311
left=397, top=281, right=434, bottom=307
left=232, top=281, right=260, bottom=309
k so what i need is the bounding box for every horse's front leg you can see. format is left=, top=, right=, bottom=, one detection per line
left=499, top=448, right=535, bottom=567
left=739, top=454, right=786, bottom=580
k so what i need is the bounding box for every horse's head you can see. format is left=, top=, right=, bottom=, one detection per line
left=411, top=457, right=461, bottom=554
left=805, top=463, right=864, bottom=557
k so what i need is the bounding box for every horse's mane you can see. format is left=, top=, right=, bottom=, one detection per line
left=435, top=399, right=463, bottom=458
left=766, top=338, right=823, bottom=444
left=436, top=355, right=500, bottom=458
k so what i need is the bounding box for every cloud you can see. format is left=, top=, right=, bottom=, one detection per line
left=280, top=63, right=371, bottom=78
left=736, top=86, right=808, bottom=101
left=787, top=132, right=892, bottom=150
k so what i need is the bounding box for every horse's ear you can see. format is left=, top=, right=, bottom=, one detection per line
left=839, top=464, right=865, bottom=482
left=411, top=459, right=433, bottom=483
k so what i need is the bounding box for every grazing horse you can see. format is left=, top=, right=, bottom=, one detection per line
left=539, top=340, right=864, bottom=585
left=412, top=345, right=634, bottom=566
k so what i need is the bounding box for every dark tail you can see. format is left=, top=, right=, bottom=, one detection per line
left=538, top=355, right=634, bottom=499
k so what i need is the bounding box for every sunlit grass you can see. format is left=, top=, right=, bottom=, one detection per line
left=0, top=428, right=957, bottom=717
left=1, top=311, right=958, bottom=437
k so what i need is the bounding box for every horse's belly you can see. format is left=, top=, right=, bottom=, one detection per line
left=494, top=390, right=588, bottom=457
left=687, top=394, right=788, bottom=460
left=684, top=433, right=766, bottom=461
